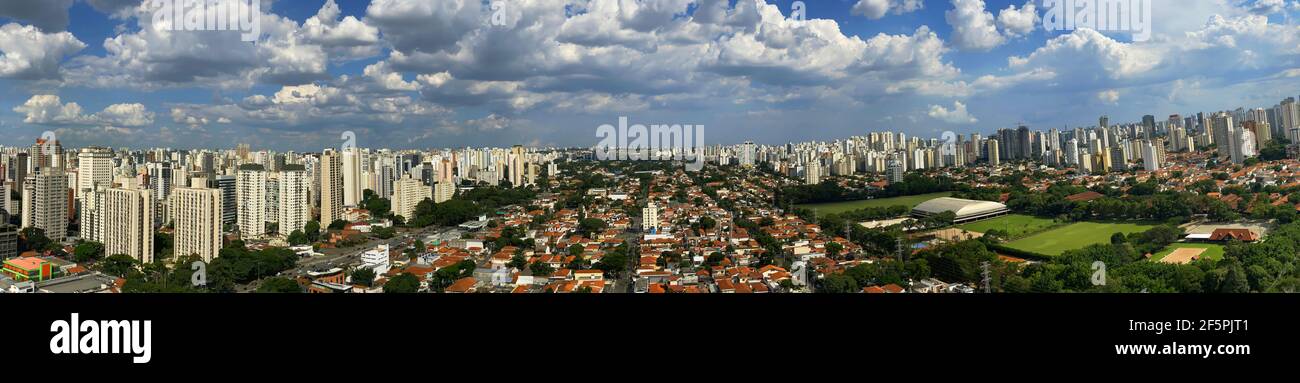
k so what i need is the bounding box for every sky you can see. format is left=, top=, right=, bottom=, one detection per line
left=1, top=0, right=1298, bottom=151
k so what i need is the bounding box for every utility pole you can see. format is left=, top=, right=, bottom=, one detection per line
left=896, top=235, right=907, bottom=266
left=981, top=261, right=991, bottom=294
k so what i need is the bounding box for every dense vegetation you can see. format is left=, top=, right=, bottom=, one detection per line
left=778, top=173, right=958, bottom=205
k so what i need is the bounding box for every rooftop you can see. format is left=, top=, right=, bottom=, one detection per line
left=912, top=197, right=1007, bottom=218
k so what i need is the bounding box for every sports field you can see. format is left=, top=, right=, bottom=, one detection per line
left=795, top=192, right=953, bottom=215
left=1150, top=243, right=1225, bottom=264
left=1003, top=221, right=1158, bottom=257
left=957, top=214, right=1058, bottom=239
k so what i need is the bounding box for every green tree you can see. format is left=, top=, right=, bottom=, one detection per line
left=19, top=227, right=51, bottom=253
left=825, top=242, right=843, bottom=258
left=530, top=261, right=554, bottom=277
left=100, top=254, right=139, bottom=277
left=257, top=277, right=302, bottom=293
left=578, top=218, right=607, bottom=237
left=351, top=268, right=376, bottom=287
left=73, top=241, right=105, bottom=263
left=508, top=254, right=528, bottom=270
left=819, top=274, right=858, bottom=293
left=304, top=220, right=321, bottom=242
left=594, top=252, right=627, bottom=277
left=384, top=273, right=420, bottom=293
left=287, top=230, right=309, bottom=246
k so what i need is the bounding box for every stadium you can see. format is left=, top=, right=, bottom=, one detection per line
left=910, top=197, right=1010, bottom=224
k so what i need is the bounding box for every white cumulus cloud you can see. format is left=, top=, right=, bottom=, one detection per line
left=928, top=100, right=978, bottom=124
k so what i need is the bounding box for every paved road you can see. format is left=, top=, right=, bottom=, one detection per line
left=622, top=213, right=642, bottom=293
left=236, top=225, right=450, bottom=292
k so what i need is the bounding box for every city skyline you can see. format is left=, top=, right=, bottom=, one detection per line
left=1, top=0, right=1299, bottom=151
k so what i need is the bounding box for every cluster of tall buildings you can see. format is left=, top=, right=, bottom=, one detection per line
left=706, top=94, right=1299, bottom=183
left=0, top=138, right=559, bottom=264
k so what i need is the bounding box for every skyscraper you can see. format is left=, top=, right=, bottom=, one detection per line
left=147, top=162, right=174, bottom=202
left=740, top=141, right=756, bottom=167
left=434, top=158, right=455, bottom=203
left=172, top=178, right=223, bottom=262
left=341, top=147, right=363, bottom=206
left=1281, top=98, right=1300, bottom=142
left=215, top=175, right=236, bottom=225
left=510, top=145, right=527, bottom=187
left=102, top=182, right=155, bottom=264
left=986, top=139, right=1000, bottom=166
left=1141, top=142, right=1160, bottom=171
left=277, top=164, right=309, bottom=235
left=392, top=175, right=430, bottom=222
left=1142, top=115, right=1156, bottom=141
left=1017, top=126, right=1032, bottom=160
left=1212, top=112, right=1235, bottom=159
left=319, top=149, right=344, bottom=225
left=886, top=155, right=904, bottom=183
left=76, top=147, right=113, bottom=203
left=236, top=164, right=268, bottom=238
left=22, top=168, right=68, bottom=242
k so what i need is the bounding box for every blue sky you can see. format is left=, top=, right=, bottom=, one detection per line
left=1, top=0, right=1298, bottom=151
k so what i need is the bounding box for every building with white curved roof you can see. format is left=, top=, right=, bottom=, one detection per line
left=911, top=197, right=1009, bottom=224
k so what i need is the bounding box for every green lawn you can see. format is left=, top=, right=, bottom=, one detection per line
left=1149, top=243, right=1226, bottom=263
left=957, top=214, right=1059, bottom=239
left=795, top=192, right=954, bottom=215
left=1003, top=222, right=1158, bottom=257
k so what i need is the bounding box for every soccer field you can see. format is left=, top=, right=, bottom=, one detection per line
left=1003, top=221, right=1158, bottom=257
left=795, top=192, right=953, bottom=215
left=1150, top=243, right=1226, bottom=264
left=957, top=214, right=1058, bottom=239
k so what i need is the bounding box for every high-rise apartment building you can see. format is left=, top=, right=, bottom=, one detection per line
left=391, top=176, right=430, bottom=222
left=236, top=164, right=268, bottom=238
left=510, top=145, right=527, bottom=187
left=171, top=178, right=223, bottom=262
left=101, top=182, right=155, bottom=264
left=341, top=148, right=363, bottom=206
left=319, top=149, right=344, bottom=225
left=214, top=175, right=236, bottom=225
left=277, top=164, right=309, bottom=235
left=986, top=139, right=1000, bottom=166
left=1212, top=112, right=1235, bottom=159
left=642, top=202, right=659, bottom=233
left=21, top=168, right=68, bottom=242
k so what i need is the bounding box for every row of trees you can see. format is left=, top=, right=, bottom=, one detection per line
left=894, top=217, right=1300, bottom=293
left=1007, top=188, right=1240, bottom=223
left=777, top=174, right=959, bottom=205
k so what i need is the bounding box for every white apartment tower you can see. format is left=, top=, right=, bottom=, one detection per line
left=510, top=145, right=527, bottom=187
left=277, top=164, right=310, bottom=235
left=1141, top=142, right=1160, bottom=172
left=341, top=148, right=363, bottom=206
left=392, top=175, right=430, bottom=222
left=76, top=147, right=113, bottom=202
left=642, top=202, right=660, bottom=233
left=236, top=164, right=268, bottom=238
left=171, top=178, right=223, bottom=262
left=101, top=182, right=155, bottom=264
